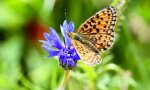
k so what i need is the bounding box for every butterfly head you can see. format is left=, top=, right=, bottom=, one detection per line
left=67, top=32, right=78, bottom=39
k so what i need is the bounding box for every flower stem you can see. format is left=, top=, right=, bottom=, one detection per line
left=111, top=0, right=120, bottom=7
left=58, top=69, right=70, bottom=90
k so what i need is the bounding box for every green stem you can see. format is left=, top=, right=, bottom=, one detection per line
left=111, top=0, right=127, bottom=31
left=111, top=0, right=127, bottom=17
left=58, top=69, right=70, bottom=90
left=111, top=0, right=120, bottom=7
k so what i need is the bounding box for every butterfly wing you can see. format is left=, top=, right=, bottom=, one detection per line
left=80, top=33, right=115, bottom=51
left=77, top=6, right=117, bottom=51
left=72, top=39, right=101, bottom=66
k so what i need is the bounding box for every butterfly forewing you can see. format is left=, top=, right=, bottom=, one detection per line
left=77, top=6, right=117, bottom=51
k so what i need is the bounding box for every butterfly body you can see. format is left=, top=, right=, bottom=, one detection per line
left=68, top=6, right=117, bottom=66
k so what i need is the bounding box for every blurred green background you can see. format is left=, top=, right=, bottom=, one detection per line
left=0, top=0, right=150, bottom=90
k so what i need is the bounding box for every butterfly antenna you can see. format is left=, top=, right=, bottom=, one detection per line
left=65, top=9, right=67, bottom=20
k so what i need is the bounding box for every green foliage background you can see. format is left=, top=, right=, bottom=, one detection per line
left=0, top=0, right=150, bottom=90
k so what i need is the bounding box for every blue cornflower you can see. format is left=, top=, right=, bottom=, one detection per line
left=40, top=20, right=80, bottom=70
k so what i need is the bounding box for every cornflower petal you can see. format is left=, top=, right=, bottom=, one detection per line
left=42, top=44, right=60, bottom=57
left=68, top=21, right=74, bottom=32
left=44, top=28, right=63, bottom=50
left=60, top=20, right=74, bottom=46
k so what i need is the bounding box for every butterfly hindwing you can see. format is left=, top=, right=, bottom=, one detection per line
left=72, top=39, right=101, bottom=66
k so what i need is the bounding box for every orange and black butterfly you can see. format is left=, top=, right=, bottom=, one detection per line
left=67, top=6, right=117, bottom=66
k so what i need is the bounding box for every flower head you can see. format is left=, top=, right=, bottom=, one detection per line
left=40, top=20, right=80, bottom=70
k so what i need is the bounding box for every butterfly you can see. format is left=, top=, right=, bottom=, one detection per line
left=67, top=6, right=117, bottom=66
